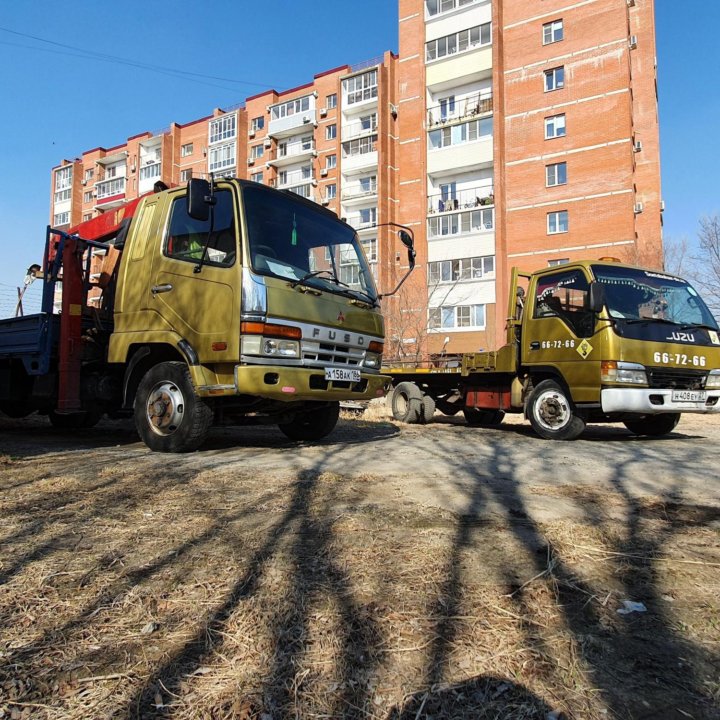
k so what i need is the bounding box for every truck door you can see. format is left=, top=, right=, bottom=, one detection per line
left=149, top=186, right=240, bottom=361
left=525, top=268, right=598, bottom=399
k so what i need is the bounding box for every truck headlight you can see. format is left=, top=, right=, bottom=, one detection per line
left=241, top=335, right=299, bottom=358
left=363, top=351, right=382, bottom=369
left=706, top=370, right=720, bottom=389
left=601, top=360, right=647, bottom=385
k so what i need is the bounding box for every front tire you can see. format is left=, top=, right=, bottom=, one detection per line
left=526, top=380, right=585, bottom=440
left=390, top=382, right=423, bottom=423
left=134, top=362, right=213, bottom=452
left=624, top=413, right=680, bottom=437
left=278, top=401, right=339, bottom=441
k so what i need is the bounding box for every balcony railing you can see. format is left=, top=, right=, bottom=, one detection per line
left=278, top=139, right=316, bottom=158
left=342, top=178, right=378, bottom=200
left=427, top=206, right=495, bottom=238
left=95, top=176, right=126, bottom=201
left=342, top=116, right=378, bottom=141
left=346, top=212, right=378, bottom=231
left=276, top=168, right=314, bottom=187
left=427, top=185, right=494, bottom=214
left=426, top=0, right=481, bottom=18
left=139, top=163, right=162, bottom=181
left=427, top=93, right=493, bottom=128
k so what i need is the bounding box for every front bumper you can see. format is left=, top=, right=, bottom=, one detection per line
left=233, top=365, right=391, bottom=402
left=601, top=388, right=720, bottom=414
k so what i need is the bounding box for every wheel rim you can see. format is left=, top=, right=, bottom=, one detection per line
left=146, top=381, right=185, bottom=436
left=533, top=389, right=571, bottom=431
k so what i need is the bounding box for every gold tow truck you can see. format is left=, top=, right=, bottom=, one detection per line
left=386, top=259, right=720, bottom=439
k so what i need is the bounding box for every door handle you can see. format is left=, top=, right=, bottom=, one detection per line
left=151, top=283, right=173, bottom=295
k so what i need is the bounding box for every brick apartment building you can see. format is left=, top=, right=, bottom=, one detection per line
left=49, top=0, right=661, bottom=356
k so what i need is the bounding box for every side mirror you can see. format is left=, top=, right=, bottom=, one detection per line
left=187, top=178, right=211, bottom=221
left=588, top=281, right=605, bottom=313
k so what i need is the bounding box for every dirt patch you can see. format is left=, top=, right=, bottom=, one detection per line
left=0, top=412, right=719, bottom=719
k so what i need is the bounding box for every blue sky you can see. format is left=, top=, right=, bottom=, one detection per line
left=0, top=1, right=718, bottom=308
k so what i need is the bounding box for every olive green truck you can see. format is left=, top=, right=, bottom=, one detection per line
left=387, top=260, right=720, bottom=439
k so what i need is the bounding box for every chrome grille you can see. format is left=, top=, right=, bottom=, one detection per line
left=646, top=366, right=706, bottom=390
left=301, top=339, right=365, bottom=368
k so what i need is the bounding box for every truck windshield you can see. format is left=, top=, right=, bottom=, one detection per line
left=592, top=265, right=718, bottom=329
left=243, top=185, right=378, bottom=303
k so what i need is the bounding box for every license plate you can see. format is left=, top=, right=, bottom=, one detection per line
left=671, top=390, right=706, bottom=403
left=325, top=367, right=361, bottom=383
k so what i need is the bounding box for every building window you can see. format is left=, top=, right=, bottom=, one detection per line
left=326, top=93, right=337, bottom=109
left=55, top=166, right=72, bottom=191
left=251, top=171, right=263, bottom=184
left=548, top=258, right=570, bottom=266
left=426, top=0, right=481, bottom=17
left=542, top=19, right=563, bottom=45
left=326, top=183, right=337, bottom=200
left=544, top=67, right=565, bottom=92
left=180, top=143, right=194, bottom=157
left=547, top=210, right=569, bottom=234
left=208, top=141, right=236, bottom=172
left=54, top=211, right=70, bottom=226
left=546, top=162, right=567, bottom=187
left=342, top=135, right=377, bottom=157
left=428, top=255, right=495, bottom=284
left=84, top=168, right=94, bottom=183
left=250, top=144, right=264, bottom=160
left=429, top=304, right=485, bottom=330
left=251, top=116, right=265, bottom=132
left=428, top=208, right=494, bottom=237
left=429, top=117, right=492, bottom=149
left=270, top=95, right=312, bottom=121
left=326, top=154, right=337, bottom=169
left=343, top=70, right=378, bottom=105
left=426, top=23, right=491, bottom=62
left=180, top=169, right=193, bottom=182
left=83, top=190, right=93, bottom=203
left=545, top=113, right=566, bottom=139
left=54, top=188, right=72, bottom=204
left=326, top=124, right=337, bottom=140
left=209, top=114, right=237, bottom=144
left=82, top=213, right=92, bottom=222
left=361, top=237, right=377, bottom=262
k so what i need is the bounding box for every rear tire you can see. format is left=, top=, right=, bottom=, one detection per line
left=421, top=395, right=436, bottom=424
left=134, top=362, right=213, bottom=453
left=527, top=379, right=585, bottom=440
left=463, top=408, right=505, bottom=426
left=624, top=413, right=680, bottom=437
left=278, top=401, right=339, bottom=441
left=390, top=382, right=423, bottom=423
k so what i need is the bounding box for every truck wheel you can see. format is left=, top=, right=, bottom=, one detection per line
left=421, top=395, right=436, bottom=424
left=527, top=379, right=585, bottom=440
left=49, top=409, right=103, bottom=429
left=390, top=382, right=423, bottom=423
left=463, top=408, right=505, bottom=426
left=624, top=413, right=680, bottom=437
left=134, top=362, right=213, bottom=453
left=278, top=402, right=339, bottom=441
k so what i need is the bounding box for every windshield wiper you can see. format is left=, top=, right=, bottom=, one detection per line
left=623, top=317, right=677, bottom=325
left=289, top=269, right=349, bottom=289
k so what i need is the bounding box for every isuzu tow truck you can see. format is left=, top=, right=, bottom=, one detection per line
left=387, top=259, right=720, bottom=439
left=0, top=178, right=414, bottom=451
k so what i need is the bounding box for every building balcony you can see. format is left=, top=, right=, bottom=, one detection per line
left=268, top=109, right=317, bottom=139
left=341, top=178, right=378, bottom=203
left=427, top=184, right=494, bottom=214
left=426, top=45, right=492, bottom=91
left=427, top=93, right=492, bottom=128
left=427, top=205, right=495, bottom=240
left=138, top=162, right=162, bottom=194
left=95, top=176, right=126, bottom=209
left=427, top=135, right=493, bottom=175
left=345, top=211, right=378, bottom=233
left=341, top=116, right=378, bottom=142
left=267, top=139, right=317, bottom=168
left=342, top=149, right=378, bottom=175
left=273, top=168, right=315, bottom=189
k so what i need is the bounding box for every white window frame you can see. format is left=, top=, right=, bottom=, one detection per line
left=425, top=23, right=491, bottom=62
left=326, top=154, right=337, bottom=169
left=53, top=211, right=70, bottom=226
left=429, top=304, right=486, bottom=330
left=326, top=124, right=337, bottom=140
left=250, top=144, right=264, bottom=160
left=428, top=208, right=494, bottom=238
left=343, top=70, right=378, bottom=106
left=326, top=183, right=337, bottom=200
left=429, top=117, right=493, bottom=150
left=326, top=93, right=337, bottom=109
left=270, top=95, right=312, bottom=121
left=208, top=141, right=236, bottom=172
left=544, top=67, right=565, bottom=92
left=546, top=161, right=567, bottom=187
left=180, top=169, right=193, bottom=182
left=543, top=19, right=563, bottom=45
left=545, top=113, right=566, bottom=139
left=342, top=135, right=376, bottom=157
left=209, top=114, right=237, bottom=144
left=55, top=166, right=72, bottom=191
left=426, top=0, right=481, bottom=18
left=180, top=143, right=194, bottom=157
left=547, top=210, right=569, bottom=234
left=428, top=255, right=495, bottom=284
left=251, top=116, right=265, bottom=132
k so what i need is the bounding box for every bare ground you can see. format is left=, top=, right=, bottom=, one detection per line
left=0, top=408, right=719, bottom=719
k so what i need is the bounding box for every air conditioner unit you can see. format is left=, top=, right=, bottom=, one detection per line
left=629, top=35, right=638, bottom=49
left=302, top=115, right=311, bottom=123
left=81, top=179, right=87, bottom=186
left=248, top=130, right=255, bottom=139
left=660, top=200, right=666, bottom=211
left=311, top=179, right=318, bottom=187
left=247, top=158, right=255, bottom=166
left=627, top=0, right=635, bottom=6
left=319, top=107, right=327, bottom=118
left=634, top=140, right=643, bottom=152
left=634, top=202, right=644, bottom=214
left=320, top=168, right=328, bottom=177
left=264, top=138, right=272, bottom=148
left=322, top=198, right=330, bottom=206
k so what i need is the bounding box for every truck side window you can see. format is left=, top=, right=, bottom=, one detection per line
left=164, top=190, right=237, bottom=267
left=534, top=269, right=594, bottom=337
